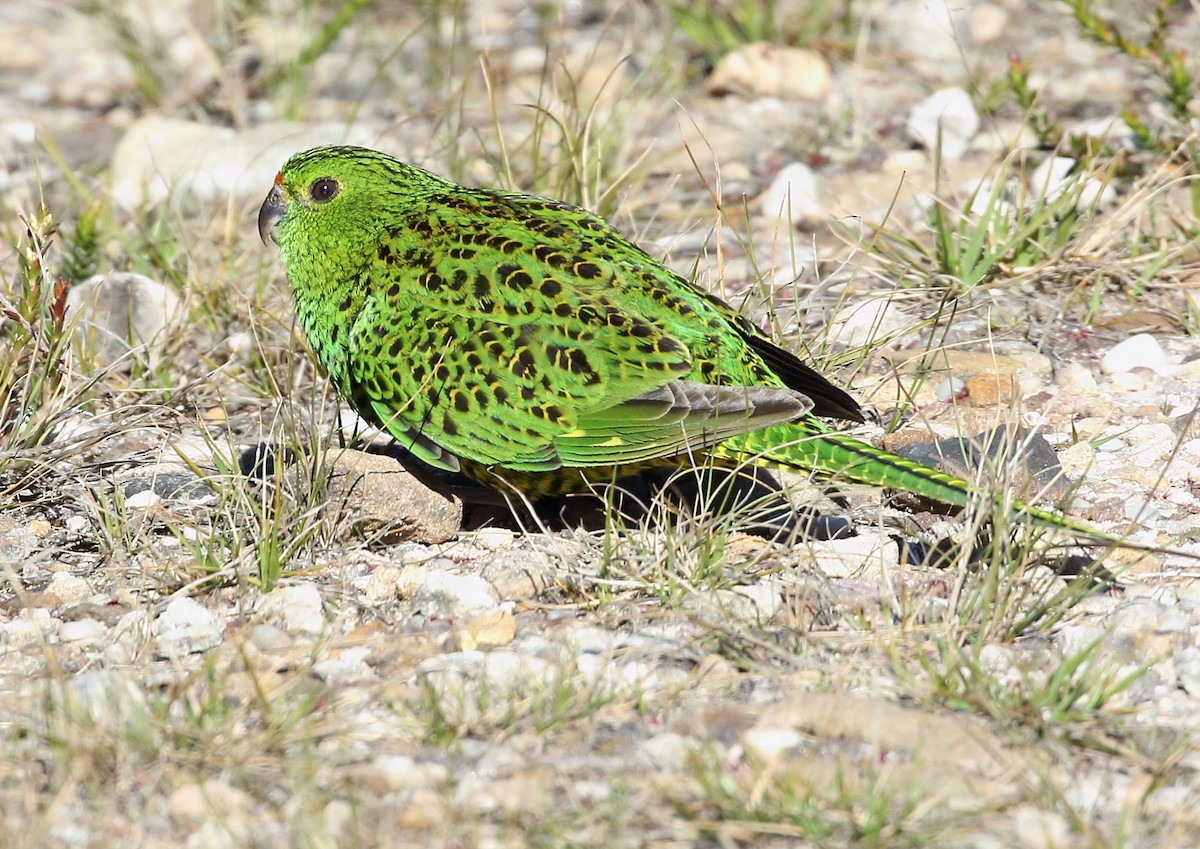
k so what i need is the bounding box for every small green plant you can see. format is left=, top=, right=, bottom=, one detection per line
left=1064, top=0, right=1196, bottom=127
left=684, top=747, right=928, bottom=845
left=592, top=462, right=796, bottom=611
left=170, top=418, right=336, bottom=592
left=419, top=651, right=616, bottom=745
left=667, top=0, right=852, bottom=71
left=1004, top=54, right=1062, bottom=149
left=872, top=152, right=1105, bottom=295
left=668, top=0, right=780, bottom=68
left=57, top=202, right=103, bottom=284
left=0, top=208, right=73, bottom=463
left=898, top=623, right=1152, bottom=737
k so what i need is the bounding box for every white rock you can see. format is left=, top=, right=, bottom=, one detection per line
left=813, top=533, right=897, bottom=578
left=259, top=582, right=326, bottom=636
left=125, top=489, right=162, bottom=509
left=742, top=726, right=804, bottom=762
left=245, top=623, right=292, bottom=652
left=372, top=756, right=447, bottom=791
left=59, top=618, right=108, bottom=645
left=155, top=597, right=223, bottom=657
left=1052, top=623, right=1105, bottom=658
left=562, top=624, right=619, bottom=656
left=757, top=162, right=822, bottom=228
left=707, top=580, right=782, bottom=622
left=473, top=527, right=515, bottom=550
left=976, top=643, right=1016, bottom=675
left=312, top=646, right=375, bottom=683
left=1125, top=424, right=1183, bottom=465
left=67, top=273, right=186, bottom=370
left=337, top=408, right=384, bottom=445
left=1151, top=607, right=1191, bottom=635
left=1056, top=441, right=1096, bottom=478
left=481, top=649, right=555, bottom=691
left=416, top=650, right=559, bottom=724
left=186, top=819, right=248, bottom=849
left=1029, top=156, right=1075, bottom=200
left=321, top=799, right=354, bottom=843
left=2, top=609, right=60, bottom=647
left=1063, top=774, right=1109, bottom=815
left=1077, top=175, right=1117, bottom=209
left=111, top=609, right=154, bottom=657
left=1100, top=333, right=1176, bottom=377
left=1110, top=371, right=1150, bottom=392
left=963, top=178, right=1012, bottom=217
left=936, top=375, right=968, bottom=403
left=49, top=413, right=112, bottom=446
left=1029, top=155, right=1116, bottom=210
left=46, top=572, right=91, bottom=605
left=706, top=43, right=830, bottom=100
left=363, top=564, right=406, bottom=603
left=370, top=754, right=417, bottom=788
left=412, top=570, right=499, bottom=620
left=169, top=778, right=253, bottom=827
left=109, top=116, right=377, bottom=211
left=1057, top=362, right=1098, bottom=393
left=0, top=119, right=37, bottom=147
left=906, top=88, right=979, bottom=160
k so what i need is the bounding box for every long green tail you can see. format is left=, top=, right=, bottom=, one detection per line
left=714, top=416, right=1121, bottom=543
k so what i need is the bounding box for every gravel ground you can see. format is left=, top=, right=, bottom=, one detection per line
left=2, top=1, right=1200, bottom=847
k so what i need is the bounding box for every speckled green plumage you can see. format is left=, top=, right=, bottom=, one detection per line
left=258, top=144, right=1104, bottom=538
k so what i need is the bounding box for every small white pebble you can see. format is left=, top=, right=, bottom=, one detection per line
left=125, top=489, right=161, bottom=509
left=936, top=376, right=967, bottom=403
left=246, top=623, right=292, bottom=652
left=757, top=161, right=822, bottom=226
left=59, top=618, right=107, bottom=645
left=473, top=528, right=514, bottom=550
left=155, top=597, right=222, bottom=657
left=1100, top=333, right=1175, bottom=377
left=742, top=726, right=804, bottom=763
left=1111, top=371, right=1150, bottom=392
left=905, top=87, right=979, bottom=160
left=413, top=570, right=498, bottom=620
left=1057, top=362, right=1098, bottom=393
left=47, top=572, right=91, bottom=605
left=258, top=583, right=325, bottom=636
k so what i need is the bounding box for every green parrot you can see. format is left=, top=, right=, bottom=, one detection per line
left=257, top=144, right=1114, bottom=542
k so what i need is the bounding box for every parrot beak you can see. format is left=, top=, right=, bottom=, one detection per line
left=258, top=184, right=284, bottom=245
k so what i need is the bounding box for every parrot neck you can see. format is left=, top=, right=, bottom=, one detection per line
left=288, top=263, right=368, bottom=392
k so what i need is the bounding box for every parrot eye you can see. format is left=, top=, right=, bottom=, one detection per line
left=309, top=178, right=340, bottom=203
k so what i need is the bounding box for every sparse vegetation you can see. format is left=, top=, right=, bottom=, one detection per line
left=1, top=0, right=1200, bottom=846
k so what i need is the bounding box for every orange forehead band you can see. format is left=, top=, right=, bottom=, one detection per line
left=274, top=171, right=283, bottom=186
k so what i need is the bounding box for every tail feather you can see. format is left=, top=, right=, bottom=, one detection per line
left=714, top=417, right=1120, bottom=542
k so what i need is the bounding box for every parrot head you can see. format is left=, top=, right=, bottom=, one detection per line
left=257, top=146, right=360, bottom=247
